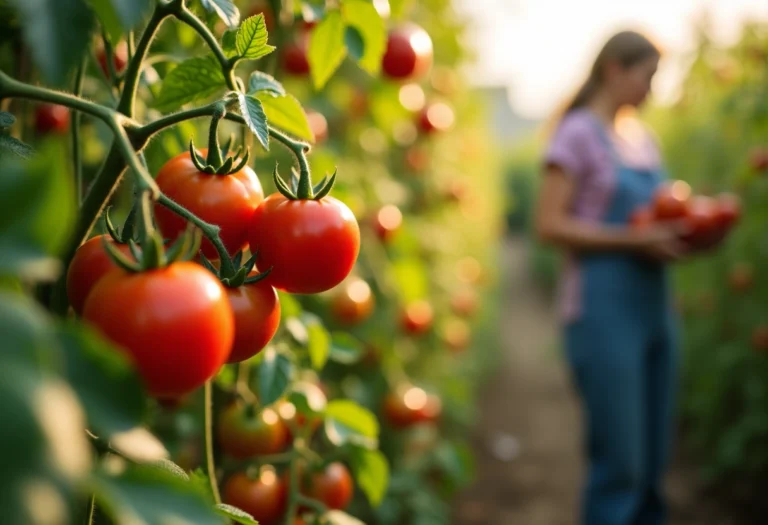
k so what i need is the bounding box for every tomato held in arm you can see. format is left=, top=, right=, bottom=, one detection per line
left=217, top=403, right=289, bottom=458
left=223, top=471, right=287, bottom=525
left=225, top=279, right=281, bottom=363
left=82, top=262, right=234, bottom=398
left=248, top=194, right=360, bottom=294
left=66, top=235, right=134, bottom=315
left=153, top=149, right=264, bottom=259
left=652, top=180, right=691, bottom=221
left=303, top=462, right=354, bottom=510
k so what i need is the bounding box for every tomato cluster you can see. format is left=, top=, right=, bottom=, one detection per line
left=383, top=386, right=442, bottom=429
left=630, top=180, right=742, bottom=251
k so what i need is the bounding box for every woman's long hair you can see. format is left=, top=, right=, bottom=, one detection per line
left=546, top=30, right=661, bottom=132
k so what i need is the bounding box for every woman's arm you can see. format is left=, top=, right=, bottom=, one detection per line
left=534, top=164, right=687, bottom=261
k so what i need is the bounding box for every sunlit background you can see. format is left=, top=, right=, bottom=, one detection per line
left=454, top=0, right=768, bottom=120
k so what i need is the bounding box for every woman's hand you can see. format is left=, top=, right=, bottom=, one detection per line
left=633, top=223, right=689, bottom=262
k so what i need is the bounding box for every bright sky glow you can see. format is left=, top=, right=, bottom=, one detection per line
left=453, top=0, right=768, bottom=120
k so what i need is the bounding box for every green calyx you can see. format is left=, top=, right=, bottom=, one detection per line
left=103, top=204, right=136, bottom=244
left=102, top=223, right=203, bottom=273
left=199, top=248, right=272, bottom=288
left=189, top=104, right=251, bottom=175
left=273, top=164, right=337, bottom=201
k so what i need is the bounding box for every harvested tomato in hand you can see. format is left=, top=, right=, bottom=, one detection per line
left=714, top=192, right=741, bottom=231
left=381, top=23, right=433, bottom=80
left=401, top=300, right=433, bottom=335
left=66, top=235, right=134, bottom=315
left=225, top=278, right=280, bottom=363
left=35, top=104, right=70, bottom=135
left=331, top=278, right=374, bottom=325
left=248, top=194, right=360, bottom=294
left=681, top=196, right=719, bottom=248
left=154, top=148, right=264, bottom=259
left=629, top=206, right=654, bottom=229
left=217, top=403, right=289, bottom=458
left=83, top=262, right=234, bottom=398
left=653, top=180, right=691, bottom=221
left=223, top=470, right=287, bottom=525
left=303, top=462, right=354, bottom=510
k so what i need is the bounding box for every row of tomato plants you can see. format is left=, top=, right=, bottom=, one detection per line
left=0, top=0, right=502, bottom=524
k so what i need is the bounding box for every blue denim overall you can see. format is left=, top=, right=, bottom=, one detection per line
left=564, top=123, right=680, bottom=525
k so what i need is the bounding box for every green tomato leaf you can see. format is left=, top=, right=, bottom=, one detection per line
left=88, top=0, right=152, bottom=42
left=236, top=14, right=275, bottom=60
left=344, top=26, right=365, bottom=61
left=0, top=292, right=57, bottom=367
left=432, top=440, right=475, bottom=489
left=200, top=0, right=240, bottom=28
left=329, top=332, right=365, bottom=364
left=277, top=291, right=303, bottom=318
left=146, top=458, right=190, bottom=481
left=214, top=504, right=259, bottom=525
left=0, top=111, right=16, bottom=128
left=303, top=313, right=331, bottom=370
left=154, top=56, right=226, bottom=112
left=342, top=0, right=386, bottom=74
left=0, top=134, right=34, bottom=160
left=308, top=10, right=347, bottom=90
left=222, top=29, right=238, bottom=57
left=10, top=0, right=95, bottom=86
left=257, top=347, right=292, bottom=406
left=248, top=71, right=286, bottom=96
left=93, top=464, right=225, bottom=525
left=57, top=322, right=145, bottom=437
left=324, top=399, right=379, bottom=447
left=237, top=93, right=270, bottom=149
left=256, top=92, right=314, bottom=142
left=0, top=141, right=75, bottom=281
left=350, top=446, right=389, bottom=507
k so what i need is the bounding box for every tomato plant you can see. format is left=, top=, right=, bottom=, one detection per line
left=223, top=470, right=288, bottom=525
left=225, top=277, right=281, bottom=363
left=66, top=234, right=133, bottom=315
left=381, top=23, right=433, bottom=81
left=217, top=402, right=289, bottom=458
left=34, top=103, right=69, bottom=135
left=302, top=462, right=354, bottom=510
left=330, top=277, right=374, bottom=325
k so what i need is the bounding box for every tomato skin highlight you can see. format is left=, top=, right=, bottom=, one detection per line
left=401, top=300, right=434, bottom=335
left=153, top=149, right=264, bottom=259
left=66, top=235, right=134, bottom=315
left=681, top=196, right=719, bottom=248
left=223, top=471, right=287, bottom=525
left=714, top=192, right=741, bottom=231
left=653, top=180, right=691, bottom=221
left=303, top=462, right=354, bottom=510
left=225, top=280, right=281, bottom=363
left=217, top=403, right=290, bottom=458
left=381, top=23, right=433, bottom=81
left=82, top=262, right=234, bottom=398
left=248, top=194, right=361, bottom=294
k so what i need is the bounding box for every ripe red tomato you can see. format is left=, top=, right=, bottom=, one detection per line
left=652, top=180, right=691, bottom=221
left=303, top=462, right=354, bottom=510
left=226, top=279, right=281, bottom=363
left=66, top=235, right=134, bottom=315
left=330, top=278, right=374, bottom=325
left=217, top=403, right=289, bottom=459
left=248, top=1, right=275, bottom=32
left=306, top=110, right=328, bottom=144
left=83, top=262, right=234, bottom=398
left=401, top=300, right=433, bottom=335
left=728, top=263, right=753, bottom=292
left=153, top=149, right=264, bottom=259
left=381, top=23, right=433, bottom=81
left=98, top=41, right=128, bottom=79
left=714, top=192, right=741, bottom=231
left=383, top=387, right=442, bottom=428
left=248, top=194, right=360, bottom=294
left=223, top=471, right=287, bottom=525
left=749, top=147, right=768, bottom=172
left=417, top=102, right=455, bottom=134
left=276, top=381, right=327, bottom=439
left=373, top=205, right=402, bottom=242
left=629, top=206, right=654, bottom=229
left=35, top=104, right=70, bottom=135
left=282, top=32, right=310, bottom=76
left=681, top=196, right=719, bottom=248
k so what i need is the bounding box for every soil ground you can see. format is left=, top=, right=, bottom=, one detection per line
left=451, top=236, right=738, bottom=525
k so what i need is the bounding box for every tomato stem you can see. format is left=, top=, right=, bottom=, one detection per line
left=296, top=495, right=328, bottom=515
left=204, top=380, right=222, bottom=504
left=71, top=56, right=86, bottom=205
left=205, top=104, right=226, bottom=168
left=284, top=451, right=300, bottom=525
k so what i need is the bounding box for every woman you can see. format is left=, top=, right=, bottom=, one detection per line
left=535, top=31, right=689, bottom=525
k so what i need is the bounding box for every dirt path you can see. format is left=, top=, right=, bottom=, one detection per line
left=452, top=236, right=735, bottom=525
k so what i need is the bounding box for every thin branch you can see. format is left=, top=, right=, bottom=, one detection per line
left=71, top=56, right=87, bottom=204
